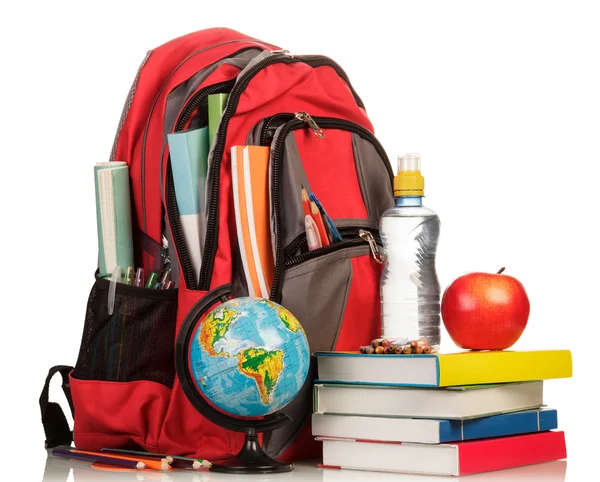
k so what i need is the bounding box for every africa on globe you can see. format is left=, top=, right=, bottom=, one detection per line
left=189, top=297, right=310, bottom=418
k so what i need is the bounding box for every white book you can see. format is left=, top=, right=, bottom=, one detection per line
left=319, top=431, right=566, bottom=476
left=314, top=381, right=543, bottom=420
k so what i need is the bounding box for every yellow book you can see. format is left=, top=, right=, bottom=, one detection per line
left=315, top=350, right=572, bottom=387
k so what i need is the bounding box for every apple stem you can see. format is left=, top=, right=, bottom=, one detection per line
left=497, top=267, right=506, bottom=274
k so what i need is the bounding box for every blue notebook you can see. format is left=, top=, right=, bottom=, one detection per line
left=167, top=127, right=209, bottom=282
left=312, top=409, right=558, bottom=444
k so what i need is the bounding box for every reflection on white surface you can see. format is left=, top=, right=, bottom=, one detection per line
left=41, top=451, right=566, bottom=482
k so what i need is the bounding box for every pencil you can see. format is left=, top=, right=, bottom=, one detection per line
left=101, top=448, right=165, bottom=461
left=52, top=448, right=145, bottom=469
left=74, top=449, right=169, bottom=470
left=301, top=185, right=311, bottom=216
left=310, top=201, right=330, bottom=246
left=101, top=448, right=211, bottom=469
left=309, top=192, right=343, bottom=242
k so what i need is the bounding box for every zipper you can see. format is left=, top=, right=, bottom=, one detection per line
left=199, top=53, right=366, bottom=290
left=284, top=227, right=381, bottom=258
left=142, top=43, right=269, bottom=268
left=166, top=81, right=236, bottom=289
left=174, top=79, right=235, bottom=132
left=284, top=229, right=383, bottom=268
left=269, top=114, right=394, bottom=301
left=259, top=113, right=295, bottom=146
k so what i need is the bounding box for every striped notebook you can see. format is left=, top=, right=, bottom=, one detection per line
left=231, top=145, right=274, bottom=297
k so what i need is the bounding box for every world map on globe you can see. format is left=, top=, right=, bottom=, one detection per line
left=189, top=297, right=310, bottom=417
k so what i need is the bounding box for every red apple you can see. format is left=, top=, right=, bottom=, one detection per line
left=441, top=268, right=530, bottom=350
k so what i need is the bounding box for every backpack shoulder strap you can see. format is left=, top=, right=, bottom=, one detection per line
left=40, top=365, right=74, bottom=448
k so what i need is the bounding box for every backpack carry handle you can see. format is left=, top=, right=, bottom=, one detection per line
left=39, top=365, right=74, bottom=448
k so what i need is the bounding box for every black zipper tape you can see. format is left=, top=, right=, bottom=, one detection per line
left=198, top=54, right=365, bottom=291
left=284, top=229, right=382, bottom=268
left=166, top=81, right=235, bottom=290
left=284, top=228, right=382, bottom=260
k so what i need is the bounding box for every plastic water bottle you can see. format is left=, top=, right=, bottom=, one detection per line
left=380, top=154, right=441, bottom=348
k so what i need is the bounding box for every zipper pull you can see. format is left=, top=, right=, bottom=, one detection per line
left=359, top=229, right=385, bottom=264
left=161, top=234, right=171, bottom=266
left=295, top=112, right=325, bottom=139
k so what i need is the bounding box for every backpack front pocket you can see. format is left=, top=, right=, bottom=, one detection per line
left=70, top=275, right=178, bottom=452
left=266, top=242, right=384, bottom=457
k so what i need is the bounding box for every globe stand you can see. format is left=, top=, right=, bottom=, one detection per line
left=210, top=427, right=292, bottom=473
left=175, top=285, right=300, bottom=475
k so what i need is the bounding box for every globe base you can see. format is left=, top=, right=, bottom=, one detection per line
left=210, top=428, right=293, bottom=474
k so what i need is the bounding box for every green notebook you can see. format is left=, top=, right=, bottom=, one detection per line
left=208, top=93, right=228, bottom=145
left=94, top=162, right=134, bottom=278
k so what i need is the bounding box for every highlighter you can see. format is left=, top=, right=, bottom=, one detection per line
left=305, top=215, right=322, bottom=251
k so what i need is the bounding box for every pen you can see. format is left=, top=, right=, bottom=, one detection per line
left=310, top=192, right=343, bottom=242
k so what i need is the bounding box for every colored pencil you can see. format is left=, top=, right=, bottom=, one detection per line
left=310, top=201, right=330, bottom=246
left=52, top=448, right=145, bottom=469
left=101, top=448, right=211, bottom=469
left=301, top=185, right=311, bottom=216
left=309, top=192, right=343, bottom=242
left=74, top=449, right=168, bottom=470
left=101, top=448, right=165, bottom=461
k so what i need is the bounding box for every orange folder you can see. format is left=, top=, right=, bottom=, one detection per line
left=231, top=146, right=274, bottom=298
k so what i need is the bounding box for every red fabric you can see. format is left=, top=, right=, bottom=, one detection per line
left=81, top=28, right=385, bottom=462
left=158, top=288, right=246, bottom=459
left=114, top=28, right=277, bottom=272
left=336, top=256, right=383, bottom=350
left=457, top=431, right=567, bottom=475
left=70, top=375, right=171, bottom=452
left=295, top=129, right=368, bottom=220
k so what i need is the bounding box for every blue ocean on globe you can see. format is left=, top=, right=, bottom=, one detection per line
left=189, top=297, right=310, bottom=417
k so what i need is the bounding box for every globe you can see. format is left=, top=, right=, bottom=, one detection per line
left=188, top=297, right=310, bottom=418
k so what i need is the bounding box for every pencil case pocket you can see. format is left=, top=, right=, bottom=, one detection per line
left=248, top=113, right=394, bottom=252
left=72, top=275, right=178, bottom=385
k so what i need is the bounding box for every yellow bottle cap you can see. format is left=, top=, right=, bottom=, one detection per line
left=394, top=153, right=424, bottom=196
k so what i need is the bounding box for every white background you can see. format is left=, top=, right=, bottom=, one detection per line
left=1, top=0, right=599, bottom=480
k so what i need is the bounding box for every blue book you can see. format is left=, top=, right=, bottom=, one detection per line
left=167, top=127, right=209, bottom=281
left=312, top=409, right=558, bottom=444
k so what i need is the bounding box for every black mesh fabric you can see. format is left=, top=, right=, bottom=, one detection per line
left=72, top=277, right=178, bottom=387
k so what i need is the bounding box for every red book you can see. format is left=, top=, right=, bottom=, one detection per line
left=319, top=431, right=567, bottom=476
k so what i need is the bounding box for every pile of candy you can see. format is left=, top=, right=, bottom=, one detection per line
left=359, top=337, right=439, bottom=355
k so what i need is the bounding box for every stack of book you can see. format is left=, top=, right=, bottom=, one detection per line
left=313, top=349, right=572, bottom=477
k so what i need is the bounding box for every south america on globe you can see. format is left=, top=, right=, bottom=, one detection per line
left=189, top=297, right=310, bottom=417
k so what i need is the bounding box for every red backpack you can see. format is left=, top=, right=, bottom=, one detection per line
left=40, top=27, right=393, bottom=462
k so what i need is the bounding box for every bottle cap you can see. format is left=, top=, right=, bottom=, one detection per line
left=394, top=153, right=425, bottom=197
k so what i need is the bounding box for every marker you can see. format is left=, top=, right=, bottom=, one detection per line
left=159, top=268, right=172, bottom=286
left=145, top=272, right=158, bottom=289
left=134, top=268, right=144, bottom=287
left=124, top=266, right=134, bottom=286
left=161, top=280, right=175, bottom=290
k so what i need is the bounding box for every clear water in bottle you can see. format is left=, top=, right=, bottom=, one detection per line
left=380, top=154, right=441, bottom=347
